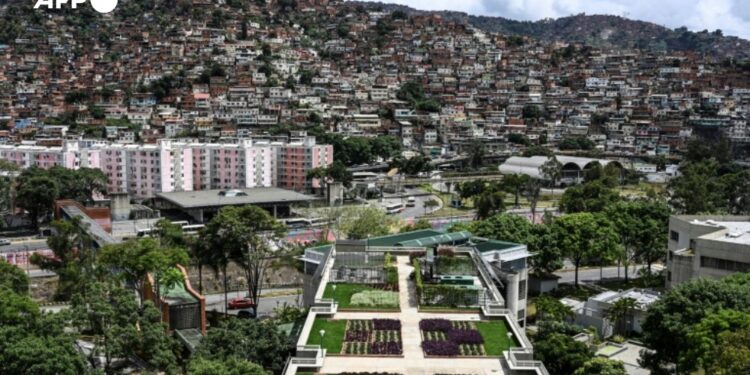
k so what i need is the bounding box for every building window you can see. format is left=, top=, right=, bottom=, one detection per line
left=700, top=256, right=750, bottom=272
left=670, top=230, right=679, bottom=242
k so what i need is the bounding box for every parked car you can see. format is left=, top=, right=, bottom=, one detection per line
left=0, top=239, right=11, bottom=246
left=406, top=196, right=416, bottom=207
left=228, top=297, right=256, bottom=310
left=236, top=308, right=257, bottom=319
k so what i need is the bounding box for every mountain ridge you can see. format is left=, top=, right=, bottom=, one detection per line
left=353, top=1, right=750, bottom=59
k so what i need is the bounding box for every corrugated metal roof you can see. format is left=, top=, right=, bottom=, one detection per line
left=397, top=231, right=472, bottom=247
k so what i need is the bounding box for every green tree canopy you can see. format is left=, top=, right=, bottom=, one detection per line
left=604, top=199, right=670, bottom=279
left=685, top=309, right=750, bottom=372
left=195, top=318, right=291, bottom=374
left=0, top=259, right=29, bottom=295
left=573, top=358, right=627, bottom=375
left=189, top=357, right=268, bottom=375
left=640, top=273, right=750, bottom=374
left=560, top=180, right=620, bottom=213
left=534, top=333, right=593, bottom=375
left=550, top=213, right=620, bottom=287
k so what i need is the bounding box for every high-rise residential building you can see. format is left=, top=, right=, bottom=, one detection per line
left=0, top=136, right=331, bottom=198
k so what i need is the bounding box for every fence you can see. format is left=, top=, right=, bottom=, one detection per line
left=0, top=249, right=53, bottom=266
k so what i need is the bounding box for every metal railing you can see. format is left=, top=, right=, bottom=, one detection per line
left=507, top=348, right=550, bottom=375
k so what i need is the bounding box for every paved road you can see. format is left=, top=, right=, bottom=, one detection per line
left=554, top=264, right=664, bottom=284
left=204, top=289, right=303, bottom=317
left=0, top=239, right=48, bottom=253
left=41, top=288, right=304, bottom=317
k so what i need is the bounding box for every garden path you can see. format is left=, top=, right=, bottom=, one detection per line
left=319, top=256, right=505, bottom=374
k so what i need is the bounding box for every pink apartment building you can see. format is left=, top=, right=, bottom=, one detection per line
left=0, top=137, right=330, bottom=198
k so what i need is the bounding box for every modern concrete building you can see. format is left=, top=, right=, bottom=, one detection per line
left=666, top=215, right=750, bottom=289
left=288, top=229, right=547, bottom=375
left=563, top=288, right=660, bottom=338
left=499, top=155, right=623, bottom=186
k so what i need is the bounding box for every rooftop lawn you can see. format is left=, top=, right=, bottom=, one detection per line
left=475, top=320, right=519, bottom=356
left=307, top=318, right=346, bottom=353
left=323, top=283, right=399, bottom=309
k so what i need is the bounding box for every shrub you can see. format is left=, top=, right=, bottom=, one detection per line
left=423, top=340, right=460, bottom=356
left=385, top=266, right=398, bottom=287
left=419, top=319, right=453, bottom=332
left=610, top=335, right=626, bottom=344
left=373, top=319, right=401, bottom=330
left=447, top=329, right=484, bottom=345
left=350, top=290, right=399, bottom=307
left=345, top=330, right=370, bottom=342
left=370, top=341, right=403, bottom=355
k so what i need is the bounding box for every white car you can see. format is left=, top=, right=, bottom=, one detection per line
left=0, top=239, right=11, bottom=246
left=406, top=196, right=416, bottom=207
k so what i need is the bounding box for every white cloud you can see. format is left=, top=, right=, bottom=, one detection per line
left=370, top=0, right=750, bottom=39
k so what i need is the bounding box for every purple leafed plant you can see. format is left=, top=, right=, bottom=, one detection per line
left=422, top=340, right=460, bottom=356
left=446, top=329, right=484, bottom=345
left=373, top=319, right=402, bottom=331
left=345, top=330, right=370, bottom=342
left=419, top=319, right=453, bottom=332
left=370, top=341, right=403, bottom=355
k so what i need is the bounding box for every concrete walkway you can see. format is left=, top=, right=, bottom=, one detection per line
left=318, top=256, right=505, bottom=375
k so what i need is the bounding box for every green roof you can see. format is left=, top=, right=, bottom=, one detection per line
left=472, top=239, right=523, bottom=253
left=366, top=229, right=444, bottom=247
left=161, top=280, right=198, bottom=304
left=397, top=231, right=472, bottom=247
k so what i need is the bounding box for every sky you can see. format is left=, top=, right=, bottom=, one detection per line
left=368, top=0, right=750, bottom=40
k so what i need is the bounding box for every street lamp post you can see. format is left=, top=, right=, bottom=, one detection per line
left=507, top=332, right=513, bottom=346
left=319, top=329, right=326, bottom=348
left=332, top=284, right=337, bottom=303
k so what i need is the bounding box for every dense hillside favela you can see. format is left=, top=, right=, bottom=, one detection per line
left=0, top=1, right=749, bottom=375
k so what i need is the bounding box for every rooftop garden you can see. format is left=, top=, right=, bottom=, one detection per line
left=420, top=319, right=517, bottom=357
left=307, top=318, right=403, bottom=356
left=324, top=253, right=399, bottom=310
left=412, top=250, right=483, bottom=310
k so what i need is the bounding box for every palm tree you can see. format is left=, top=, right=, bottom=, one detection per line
left=605, top=297, right=640, bottom=337
left=503, top=174, right=530, bottom=208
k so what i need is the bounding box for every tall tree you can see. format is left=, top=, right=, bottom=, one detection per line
left=16, top=176, right=58, bottom=229
left=540, top=156, right=562, bottom=187
left=707, top=328, right=750, bottom=375
left=194, top=318, right=292, bottom=374
left=550, top=213, right=620, bottom=287
left=604, top=200, right=671, bottom=279
left=31, top=218, right=94, bottom=300
left=684, top=309, right=750, bottom=373
left=560, top=180, right=620, bottom=213
left=534, top=333, right=593, bottom=375
left=502, top=174, right=530, bottom=208
left=201, top=205, right=286, bottom=310
left=640, top=273, right=750, bottom=374
left=0, top=259, right=29, bottom=295
left=340, top=205, right=395, bottom=240
left=98, top=238, right=189, bottom=308
left=474, top=189, right=505, bottom=220
left=70, top=282, right=178, bottom=374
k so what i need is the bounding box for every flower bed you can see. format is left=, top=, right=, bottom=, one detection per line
left=340, top=319, right=403, bottom=356
left=420, top=320, right=490, bottom=357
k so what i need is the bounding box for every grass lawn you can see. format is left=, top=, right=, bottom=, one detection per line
left=476, top=320, right=518, bottom=356
left=323, top=283, right=399, bottom=309
left=307, top=318, right=347, bottom=353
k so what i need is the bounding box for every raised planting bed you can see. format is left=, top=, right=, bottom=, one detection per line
left=324, top=283, right=400, bottom=310
left=340, top=319, right=403, bottom=356
left=420, top=319, right=516, bottom=357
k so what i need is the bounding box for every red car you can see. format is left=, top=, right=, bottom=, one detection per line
left=228, top=297, right=256, bottom=310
